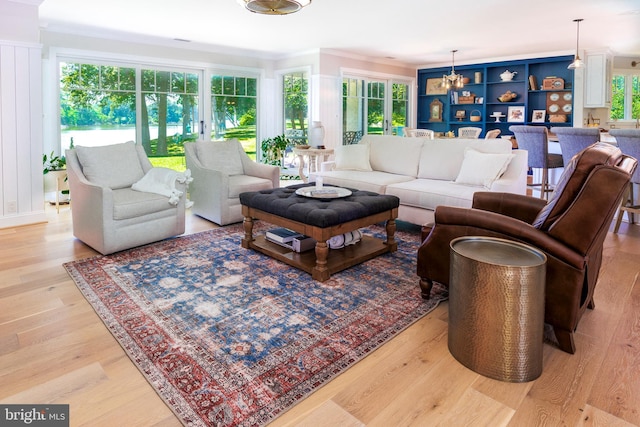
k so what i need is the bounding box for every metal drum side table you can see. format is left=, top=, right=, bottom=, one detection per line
left=448, top=236, right=547, bottom=382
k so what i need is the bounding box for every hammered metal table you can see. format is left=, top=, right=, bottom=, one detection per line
left=448, top=236, right=547, bottom=382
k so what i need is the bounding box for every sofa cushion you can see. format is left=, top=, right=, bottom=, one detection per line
left=196, top=140, right=244, bottom=175
left=112, top=188, right=175, bottom=220
left=386, top=179, right=479, bottom=211
left=228, top=175, right=274, bottom=198
left=365, top=135, right=424, bottom=177
left=334, top=144, right=372, bottom=171
left=315, top=170, right=415, bottom=195
left=417, top=139, right=512, bottom=181
left=454, top=148, right=514, bottom=188
left=75, top=141, right=145, bottom=189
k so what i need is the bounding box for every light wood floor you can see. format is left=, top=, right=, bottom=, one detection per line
left=1, top=204, right=639, bottom=427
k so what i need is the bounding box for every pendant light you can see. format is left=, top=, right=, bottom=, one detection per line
left=568, top=19, right=584, bottom=70
left=442, top=50, right=464, bottom=90
left=237, top=0, right=311, bottom=15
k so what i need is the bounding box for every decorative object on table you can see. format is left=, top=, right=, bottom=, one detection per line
left=237, top=0, right=311, bottom=15
left=426, top=77, right=448, bottom=95
left=497, top=90, right=518, bottom=102
left=470, top=110, right=482, bottom=122
left=475, top=71, right=482, bottom=84
left=430, top=98, right=443, bottom=122
left=64, top=223, right=448, bottom=427
left=499, top=70, right=518, bottom=81
left=455, top=110, right=466, bottom=121
left=491, top=112, right=506, bottom=123
left=531, top=109, right=546, bottom=123
left=543, top=77, right=565, bottom=90
left=442, top=49, right=464, bottom=90
left=260, top=134, right=292, bottom=167
left=43, top=150, right=70, bottom=210
left=507, top=106, right=525, bottom=122
left=528, top=75, right=538, bottom=90
left=568, top=18, right=584, bottom=69
left=458, top=91, right=475, bottom=104
left=308, top=120, right=325, bottom=148
left=296, top=144, right=310, bottom=149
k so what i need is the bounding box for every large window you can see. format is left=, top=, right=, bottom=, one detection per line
left=60, top=63, right=136, bottom=151
left=211, top=75, right=258, bottom=156
left=59, top=61, right=200, bottom=170
left=283, top=72, right=308, bottom=143
left=611, top=73, right=640, bottom=121
left=141, top=69, right=199, bottom=157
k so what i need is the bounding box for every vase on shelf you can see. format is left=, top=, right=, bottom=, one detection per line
left=309, top=121, right=325, bottom=148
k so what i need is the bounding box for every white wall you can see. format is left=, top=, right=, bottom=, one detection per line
left=0, top=0, right=46, bottom=228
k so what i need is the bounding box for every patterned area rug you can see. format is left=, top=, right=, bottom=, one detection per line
left=64, top=223, right=447, bottom=426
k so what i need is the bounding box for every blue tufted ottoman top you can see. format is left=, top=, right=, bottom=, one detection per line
left=239, top=183, right=400, bottom=228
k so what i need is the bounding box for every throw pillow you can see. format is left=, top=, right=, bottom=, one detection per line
left=196, top=140, right=244, bottom=175
left=454, top=148, right=514, bottom=188
left=334, top=144, right=372, bottom=171
left=75, top=141, right=145, bottom=189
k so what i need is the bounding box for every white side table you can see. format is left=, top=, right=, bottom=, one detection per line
left=292, top=147, right=334, bottom=183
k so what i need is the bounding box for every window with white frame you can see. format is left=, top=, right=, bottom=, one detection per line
left=211, top=74, right=258, bottom=156
left=611, top=73, right=640, bottom=120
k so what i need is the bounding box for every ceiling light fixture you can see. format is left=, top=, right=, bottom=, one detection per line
left=568, top=18, right=584, bottom=70
left=237, top=0, right=311, bottom=15
left=442, top=49, right=464, bottom=90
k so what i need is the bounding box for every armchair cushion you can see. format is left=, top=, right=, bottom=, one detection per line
left=75, top=141, right=145, bottom=189
left=196, top=140, right=244, bottom=175
left=112, top=188, right=178, bottom=220
left=454, top=148, right=514, bottom=188
left=228, top=175, right=276, bottom=198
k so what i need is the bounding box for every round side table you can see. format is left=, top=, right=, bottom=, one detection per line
left=448, top=236, right=547, bottom=382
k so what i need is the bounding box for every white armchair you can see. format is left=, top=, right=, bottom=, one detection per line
left=185, top=139, right=280, bottom=225
left=66, top=141, right=187, bottom=255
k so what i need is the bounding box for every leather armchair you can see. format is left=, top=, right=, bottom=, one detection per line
left=417, top=142, right=637, bottom=354
left=185, top=139, right=280, bottom=225
left=66, top=141, right=187, bottom=255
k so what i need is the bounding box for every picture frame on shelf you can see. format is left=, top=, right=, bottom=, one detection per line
left=507, top=106, right=525, bottom=123
left=532, top=110, right=546, bottom=123
left=475, top=97, right=484, bottom=104
left=426, top=78, right=447, bottom=95
left=429, top=98, right=443, bottom=122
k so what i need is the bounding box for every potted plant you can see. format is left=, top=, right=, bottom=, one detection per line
left=260, top=134, right=292, bottom=167
left=43, top=151, right=70, bottom=207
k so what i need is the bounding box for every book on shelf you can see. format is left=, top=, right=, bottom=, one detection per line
left=265, top=227, right=302, bottom=243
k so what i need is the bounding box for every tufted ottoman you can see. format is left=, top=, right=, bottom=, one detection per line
left=239, top=183, right=399, bottom=281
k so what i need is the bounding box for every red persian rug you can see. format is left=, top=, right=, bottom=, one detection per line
left=64, top=223, right=447, bottom=426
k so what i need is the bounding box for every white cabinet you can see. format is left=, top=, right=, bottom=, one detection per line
left=584, top=51, right=612, bottom=108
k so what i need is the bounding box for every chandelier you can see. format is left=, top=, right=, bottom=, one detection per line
left=237, top=0, right=312, bottom=15
left=442, top=49, right=464, bottom=90
left=568, top=19, right=584, bottom=70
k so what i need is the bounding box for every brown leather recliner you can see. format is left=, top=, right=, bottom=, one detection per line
left=417, top=142, right=637, bottom=354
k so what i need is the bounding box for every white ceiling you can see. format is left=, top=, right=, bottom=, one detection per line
left=39, top=0, right=640, bottom=67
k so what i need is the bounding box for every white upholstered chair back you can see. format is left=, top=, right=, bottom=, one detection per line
left=407, top=129, right=435, bottom=139
left=458, top=127, right=482, bottom=139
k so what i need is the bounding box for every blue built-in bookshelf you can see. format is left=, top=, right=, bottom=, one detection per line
left=417, top=55, right=574, bottom=138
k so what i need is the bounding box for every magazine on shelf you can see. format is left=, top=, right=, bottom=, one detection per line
left=265, top=227, right=303, bottom=243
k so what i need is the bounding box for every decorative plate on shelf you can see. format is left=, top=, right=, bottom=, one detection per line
left=549, top=93, right=560, bottom=101
left=562, top=104, right=572, bottom=113
left=549, top=104, right=559, bottom=113
left=563, top=93, right=572, bottom=101
left=295, top=187, right=352, bottom=199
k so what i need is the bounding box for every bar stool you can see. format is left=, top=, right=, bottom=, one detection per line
left=551, top=127, right=600, bottom=165
left=610, top=129, right=640, bottom=232
left=509, top=125, right=563, bottom=199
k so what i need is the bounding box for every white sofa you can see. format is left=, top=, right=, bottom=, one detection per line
left=310, top=134, right=528, bottom=225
